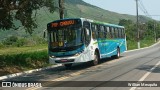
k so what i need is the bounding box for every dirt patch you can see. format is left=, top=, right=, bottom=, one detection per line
left=0, top=66, right=23, bottom=76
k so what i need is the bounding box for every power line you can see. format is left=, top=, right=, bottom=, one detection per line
left=138, top=0, right=152, bottom=19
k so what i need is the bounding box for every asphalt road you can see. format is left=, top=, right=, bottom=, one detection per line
left=1, top=42, right=160, bottom=90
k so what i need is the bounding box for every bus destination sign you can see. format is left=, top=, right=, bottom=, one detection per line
left=51, top=20, right=75, bottom=28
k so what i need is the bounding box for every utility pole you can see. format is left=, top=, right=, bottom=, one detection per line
left=59, top=0, right=64, bottom=19
left=154, top=22, right=157, bottom=42
left=136, top=0, right=140, bottom=49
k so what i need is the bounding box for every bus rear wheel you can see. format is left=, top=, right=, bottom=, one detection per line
left=115, top=48, right=120, bottom=59
left=90, top=51, right=99, bottom=66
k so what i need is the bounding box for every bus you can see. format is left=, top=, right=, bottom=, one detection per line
left=46, top=18, right=127, bottom=68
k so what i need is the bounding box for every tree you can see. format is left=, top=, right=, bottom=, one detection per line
left=0, top=0, right=55, bottom=34
left=119, top=19, right=136, bottom=41
left=119, top=19, right=133, bottom=26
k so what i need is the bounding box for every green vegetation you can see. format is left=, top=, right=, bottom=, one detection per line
left=0, top=35, right=47, bottom=49
left=119, top=19, right=160, bottom=50
left=0, top=50, right=48, bottom=68
left=0, top=35, right=48, bottom=76
left=0, top=50, right=49, bottom=76
left=0, top=45, right=47, bottom=55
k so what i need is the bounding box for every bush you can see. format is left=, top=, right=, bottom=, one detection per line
left=0, top=50, right=49, bottom=69
left=33, top=36, right=47, bottom=44
left=2, top=36, right=18, bottom=46
left=15, top=38, right=27, bottom=47
left=0, top=43, right=5, bottom=49
left=1, top=35, right=27, bottom=47
left=1, top=35, right=46, bottom=47
left=127, top=40, right=137, bottom=50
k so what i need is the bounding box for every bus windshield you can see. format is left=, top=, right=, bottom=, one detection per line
left=49, top=26, right=83, bottom=51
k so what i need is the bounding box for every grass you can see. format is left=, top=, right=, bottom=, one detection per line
left=0, top=44, right=49, bottom=76
left=127, top=39, right=155, bottom=50
left=0, top=44, right=47, bottom=55
left=141, top=39, right=155, bottom=48
left=127, top=40, right=137, bottom=50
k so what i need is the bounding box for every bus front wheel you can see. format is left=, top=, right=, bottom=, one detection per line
left=91, top=51, right=99, bottom=66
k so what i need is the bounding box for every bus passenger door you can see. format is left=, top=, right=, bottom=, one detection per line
left=83, top=21, right=91, bottom=46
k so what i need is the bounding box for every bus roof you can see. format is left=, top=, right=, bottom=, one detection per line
left=80, top=18, right=124, bottom=28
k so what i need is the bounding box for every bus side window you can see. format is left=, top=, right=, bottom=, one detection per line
left=121, top=29, right=124, bottom=38
left=91, top=24, right=97, bottom=39
left=97, top=25, right=100, bottom=38
left=98, top=25, right=101, bottom=38
left=115, top=28, right=118, bottom=38
left=112, top=27, right=115, bottom=38
left=104, top=26, right=107, bottom=38
left=109, top=27, right=112, bottom=38
left=123, top=29, right=125, bottom=38
left=94, top=25, right=99, bottom=38
left=102, top=26, right=106, bottom=39
left=106, top=26, right=111, bottom=39
left=119, top=28, right=122, bottom=38
left=117, top=28, right=120, bottom=38
left=120, top=28, right=122, bottom=38
left=100, top=25, right=105, bottom=39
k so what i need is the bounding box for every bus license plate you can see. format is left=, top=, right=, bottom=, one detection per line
left=61, top=59, right=68, bottom=62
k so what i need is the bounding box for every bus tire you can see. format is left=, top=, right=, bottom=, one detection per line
left=115, top=47, right=120, bottom=59
left=64, top=64, right=72, bottom=68
left=90, top=51, right=99, bottom=66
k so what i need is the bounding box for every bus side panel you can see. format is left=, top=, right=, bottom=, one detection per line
left=119, top=39, right=127, bottom=53
left=106, top=40, right=117, bottom=57
left=98, top=39, right=117, bottom=58
left=97, top=38, right=107, bottom=58
left=98, top=38, right=126, bottom=59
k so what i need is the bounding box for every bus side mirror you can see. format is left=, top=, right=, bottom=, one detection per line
left=43, top=29, right=47, bottom=38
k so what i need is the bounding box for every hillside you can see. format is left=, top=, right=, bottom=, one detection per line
left=65, top=0, right=137, bottom=23
left=0, top=0, right=151, bottom=40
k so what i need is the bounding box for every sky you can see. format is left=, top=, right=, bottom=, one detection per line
left=83, top=0, right=160, bottom=20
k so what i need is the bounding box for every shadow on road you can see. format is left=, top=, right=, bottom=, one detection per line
left=136, top=65, right=160, bottom=73
left=4, top=56, right=124, bottom=81
left=67, top=56, right=124, bottom=70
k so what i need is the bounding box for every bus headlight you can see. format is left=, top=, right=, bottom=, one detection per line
left=74, top=50, right=84, bottom=56
left=74, top=53, right=80, bottom=56
left=50, top=56, right=55, bottom=58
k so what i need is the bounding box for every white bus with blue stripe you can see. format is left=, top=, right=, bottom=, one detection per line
left=47, top=18, right=127, bottom=68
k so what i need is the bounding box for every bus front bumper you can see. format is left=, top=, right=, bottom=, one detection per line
left=49, top=52, right=94, bottom=64
left=49, top=55, right=79, bottom=64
